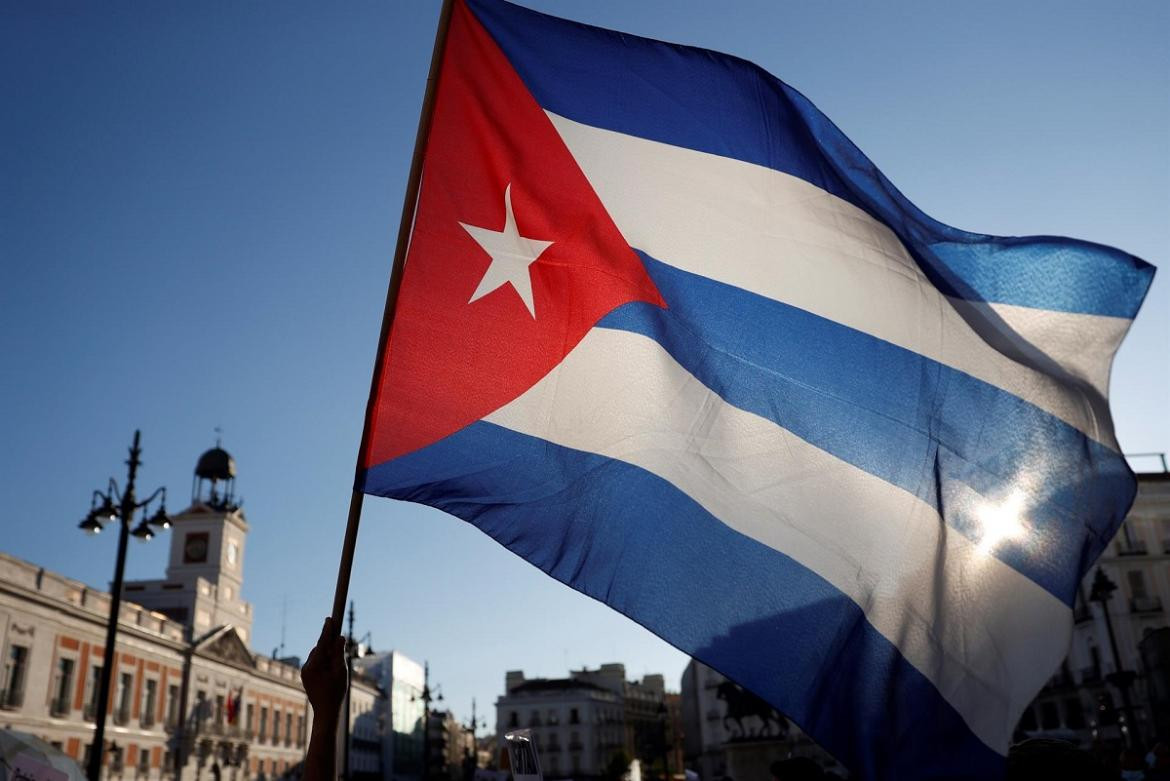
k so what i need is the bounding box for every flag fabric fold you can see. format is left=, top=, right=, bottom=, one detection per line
left=358, top=1, right=1155, bottom=777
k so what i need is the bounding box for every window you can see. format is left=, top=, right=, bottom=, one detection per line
left=508, top=711, right=518, bottom=728
left=246, top=703, right=255, bottom=736
left=273, top=709, right=281, bottom=743
left=84, top=665, right=103, bottom=720
left=285, top=712, right=293, bottom=746
left=52, top=658, right=75, bottom=716
left=1127, top=570, right=1149, bottom=599
left=137, top=746, right=150, bottom=774
left=260, top=707, right=269, bottom=742
left=569, top=708, right=579, bottom=725
left=1, top=645, right=29, bottom=709
left=1064, top=697, right=1085, bottom=729
left=1039, top=701, right=1060, bottom=730
left=141, top=679, right=158, bottom=727
left=548, top=708, right=559, bottom=725
left=116, top=672, right=134, bottom=724
left=195, top=691, right=208, bottom=726
left=215, top=695, right=225, bottom=726
left=1017, top=706, right=1037, bottom=732
left=166, top=684, right=180, bottom=728
left=297, top=714, right=305, bottom=747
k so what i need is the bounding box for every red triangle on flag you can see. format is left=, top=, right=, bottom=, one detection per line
left=363, top=0, right=664, bottom=467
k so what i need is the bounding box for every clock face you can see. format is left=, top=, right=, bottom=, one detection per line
left=226, top=541, right=238, bottom=566
left=184, top=533, right=209, bottom=563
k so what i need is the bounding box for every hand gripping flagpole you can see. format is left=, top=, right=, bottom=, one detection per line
left=331, top=0, right=456, bottom=627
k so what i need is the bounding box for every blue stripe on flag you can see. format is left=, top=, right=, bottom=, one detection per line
left=597, top=253, right=1135, bottom=604
left=359, top=420, right=1006, bottom=780
left=466, top=0, right=1155, bottom=317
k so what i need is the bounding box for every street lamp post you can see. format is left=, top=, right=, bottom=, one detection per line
left=80, top=431, right=170, bottom=781
left=415, top=663, right=442, bottom=781
left=342, top=602, right=372, bottom=781
left=656, top=702, right=670, bottom=781
left=461, top=699, right=485, bottom=781
left=1089, top=567, right=1141, bottom=747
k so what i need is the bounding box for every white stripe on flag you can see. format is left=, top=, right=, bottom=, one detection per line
left=548, top=111, right=1121, bottom=449
left=485, top=326, right=1071, bottom=754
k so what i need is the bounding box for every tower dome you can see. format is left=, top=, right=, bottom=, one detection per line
left=195, top=447, right=236, bottom=481
left=192, top=442, right=240, bottom=511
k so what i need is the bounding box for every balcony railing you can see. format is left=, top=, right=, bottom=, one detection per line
left=205, top=722, right=243, bottom=738
left=1117, top=540, right=1148, bottom=556
left=140, top=712, right=156, bottom=729
left=84, top=702, right=97, bottom=722
left=1131, top=596, right=1164, bottom=613
left=50, top=697, right=71, bottom=717
left=113, top=706, right=131, bottom=726
left=0, top=690, right=23, bottom=710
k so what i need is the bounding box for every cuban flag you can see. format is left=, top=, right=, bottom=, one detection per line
left=357, top=1, right=1154, bottom=777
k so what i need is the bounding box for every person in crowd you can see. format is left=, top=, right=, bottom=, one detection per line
left=769, top=758, right=823, bottom=780
left=1147, top=742, right=1170, bottom=781
left=1119, top=746, right=1150, bottom=781
left=1006, top=738, right=1109, bottom=780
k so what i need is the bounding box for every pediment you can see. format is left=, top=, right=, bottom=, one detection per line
left=196, top=626, right=255, bottom=669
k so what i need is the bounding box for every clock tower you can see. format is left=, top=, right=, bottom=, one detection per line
left=123, top=443, right=254, bottom=644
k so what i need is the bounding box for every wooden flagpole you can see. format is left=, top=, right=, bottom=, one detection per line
left=331, top=0, right=457, bottom=626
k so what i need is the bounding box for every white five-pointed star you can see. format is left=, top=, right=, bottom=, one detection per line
left=460, top=183, right=553, bottom=318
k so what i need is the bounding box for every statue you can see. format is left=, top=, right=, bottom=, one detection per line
left=715, top=681, right=788, bottom=739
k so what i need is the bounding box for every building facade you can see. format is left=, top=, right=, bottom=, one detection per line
left=495, top=664, right=683, bottom=781
left=0, top=446, right=339, bottom=781
left=425, top=709, right=473, bottom=781
left=352, top=649, right=426, bottom=781
left=344, top=673, right=384, bottom=781
left=1019, top=471, right=1170, bottom=746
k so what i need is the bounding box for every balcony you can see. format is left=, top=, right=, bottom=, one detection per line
left=113, top=706, right=131, bottom=726
left=1116, top=540, right=1148, bottom=556
left=1131, top=596, right=1164, bottom=614
left=84, top=703, right=97, bottom=722
left=50, top=697, right=71, bottom=717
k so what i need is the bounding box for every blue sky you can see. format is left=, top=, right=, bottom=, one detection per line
left=2, top=0, right=1167, bottom=730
